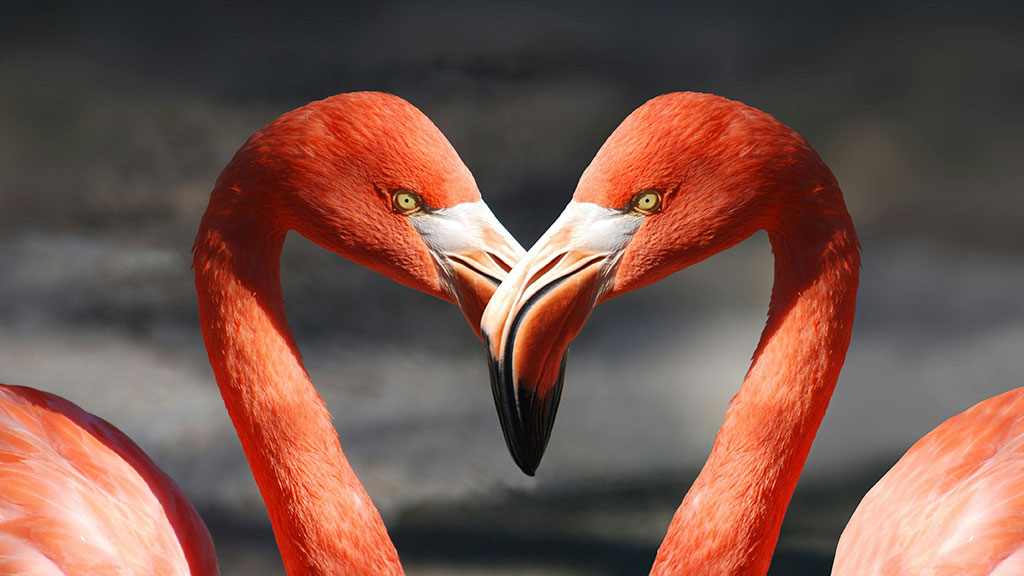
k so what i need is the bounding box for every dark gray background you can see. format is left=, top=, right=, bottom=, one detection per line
left=2, top=1, right=1022, bottom=573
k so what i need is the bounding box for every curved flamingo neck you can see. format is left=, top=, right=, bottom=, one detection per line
left=651, top=185, right=860, bottom=576
left=193, top=198, right=403, bottom=575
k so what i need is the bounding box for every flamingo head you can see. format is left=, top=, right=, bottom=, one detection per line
left=210, top=91, right=523, bottom=335
left=480, top=92, right=835, bottom=474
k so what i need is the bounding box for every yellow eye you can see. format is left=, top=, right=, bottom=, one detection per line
left=392, top=190, right=423, bottom=214
left=630, top=190, right=662, bottom=214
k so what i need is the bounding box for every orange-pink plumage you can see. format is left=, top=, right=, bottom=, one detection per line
left=0, top=384, right=217, bottom=575
left=835, top=387, right=1024, bottom=575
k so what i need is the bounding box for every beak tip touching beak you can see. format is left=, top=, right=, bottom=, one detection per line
left=475, top=201, right=623, bottom=476
left=484, top=332, right=567, bottom=476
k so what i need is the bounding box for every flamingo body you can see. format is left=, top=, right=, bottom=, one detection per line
left=835, top=386, right=1024, bottom=575
left=0, top=383, right=217, bottom=575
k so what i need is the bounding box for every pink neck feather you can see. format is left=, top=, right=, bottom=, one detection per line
left=651, top=185, right=860, bottom=575
left=193, top=203, right=403, bottom=575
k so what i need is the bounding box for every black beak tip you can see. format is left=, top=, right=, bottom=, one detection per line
left=502, top=412, right=545, bottom=476
left=517, top=454, right=539, bottom=477
left=483, top=334, right=568, bottom=476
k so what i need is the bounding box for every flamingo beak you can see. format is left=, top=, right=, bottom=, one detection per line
left=414, top=200, right=525, bottom=337
left=446, top=245, right=520, bottom=338
left=480, top=201, right=642, bottom=474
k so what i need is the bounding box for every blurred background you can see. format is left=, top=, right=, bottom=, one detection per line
left=2, top=1, right=1022, bottom=573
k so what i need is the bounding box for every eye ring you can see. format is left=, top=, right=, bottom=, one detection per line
left=629, top=189, right=662, bottom=214
left=392, top=189, right=424, bottom=214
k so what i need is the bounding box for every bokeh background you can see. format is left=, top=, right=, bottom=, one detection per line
left=2, top=1, right=1023, bottom=574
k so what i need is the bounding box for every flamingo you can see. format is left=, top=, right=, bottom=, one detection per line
left=479, top=92, right=1024, bottom=575
left=1, top=91, right=525, bottom=575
